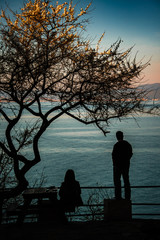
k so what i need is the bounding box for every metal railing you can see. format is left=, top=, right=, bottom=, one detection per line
left=2, top=185, right=160, bottom=223
left=68, top=185, right=160, bottom=220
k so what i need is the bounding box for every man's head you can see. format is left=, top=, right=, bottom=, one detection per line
left=116, top=131, right=123, bottom=141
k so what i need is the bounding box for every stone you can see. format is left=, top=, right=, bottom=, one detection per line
left=104, top=199, right=132, bottom=221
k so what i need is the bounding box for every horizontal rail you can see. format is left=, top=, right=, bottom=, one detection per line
left=80, top=185, right=160, bottom=189
left=132, top=213, right=160, bottom=216
left=132, top=203, right=160, bottom=206
left=67, top=186, right=160, bottom=219
left=2, top=185, right=160, bottom=223
left=67, top=213, right=160, bottom=217
left=81, top=203, right=160, bottom=207
left=1, top=185, right=160, bottom=191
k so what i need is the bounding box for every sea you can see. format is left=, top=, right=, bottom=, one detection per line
left=1, top=102, right=160, bottom=218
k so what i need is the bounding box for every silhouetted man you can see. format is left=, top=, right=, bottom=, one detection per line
left=112, top=131, right=133, bottom=200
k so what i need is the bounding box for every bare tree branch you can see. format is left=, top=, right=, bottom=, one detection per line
left=0, top=0, right=158, bottom=203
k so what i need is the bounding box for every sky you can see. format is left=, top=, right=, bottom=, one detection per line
left=0, top=0, right=160, bottom=84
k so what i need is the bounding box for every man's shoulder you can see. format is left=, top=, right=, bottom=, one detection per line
left=123, top=140, right=132, bottom=147
left=123, top=140, right=130, bottom=144
left=114, top=140, right=132, bottom=148
left=114, top=140, right=128, bottom=145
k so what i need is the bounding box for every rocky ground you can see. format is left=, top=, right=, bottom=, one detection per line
left=1, top=219, right=160, bottom=240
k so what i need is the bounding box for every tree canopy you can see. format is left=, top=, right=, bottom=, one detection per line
left=0, top=0, right=152, bottom=198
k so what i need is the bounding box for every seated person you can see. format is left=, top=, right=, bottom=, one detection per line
left=59, top=169, right=83, bottom=212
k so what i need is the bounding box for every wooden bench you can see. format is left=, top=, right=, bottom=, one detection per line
left=5, top=203, right=40, bottom=223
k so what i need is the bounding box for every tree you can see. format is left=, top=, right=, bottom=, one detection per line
left=0, top=0, right=152, bottom=201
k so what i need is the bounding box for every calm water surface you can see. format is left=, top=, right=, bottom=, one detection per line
left=1, top=103, right=160, bottom=217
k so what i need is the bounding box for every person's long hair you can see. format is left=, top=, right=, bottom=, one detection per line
left=64, top=169, right=75, bottom=183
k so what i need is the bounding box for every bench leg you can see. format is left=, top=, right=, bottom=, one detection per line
left=17, top=198, right=31, bottom=224
left=0, top=199, right=3, bottom=224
